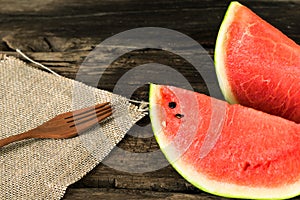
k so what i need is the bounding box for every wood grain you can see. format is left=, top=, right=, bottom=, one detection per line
left=63, top=188, right=227, bottom=200
left=0, top=0, right=299, bottom=52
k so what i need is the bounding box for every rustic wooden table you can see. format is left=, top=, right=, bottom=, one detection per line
left=0, top=0, right=299, bottom=199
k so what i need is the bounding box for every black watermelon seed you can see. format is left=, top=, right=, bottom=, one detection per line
left=168, top=102, right=176, bottom=109
left=175, top=113, right=184, bottom=119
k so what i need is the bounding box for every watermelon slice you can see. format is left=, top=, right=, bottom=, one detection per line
left=149, top=83, right=300, bottom=199
left=215, top=1, right=300, bottom=123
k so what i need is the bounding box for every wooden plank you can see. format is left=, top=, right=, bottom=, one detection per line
left=0, top=0, right=299, bottom=52
left=1, top=50, right=213, bottom=96
left=69, top=163, right=198, bottom=192
left=63, top=188, right=226, bottom=200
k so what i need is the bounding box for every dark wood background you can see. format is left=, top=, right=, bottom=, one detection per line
left=0, top=0, right=299, bottom=199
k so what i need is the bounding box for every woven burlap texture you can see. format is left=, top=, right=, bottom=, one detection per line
left=0, top=56, right=145, bottom=199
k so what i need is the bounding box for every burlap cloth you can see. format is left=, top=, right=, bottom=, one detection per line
left=0, top=56, right=146, bottom=199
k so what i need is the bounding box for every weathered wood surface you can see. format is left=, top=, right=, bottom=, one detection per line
left=0, top=0, right=299, bottom=199
left=63, top=188, right=228, bottom=200
left=0, top=0, right=299, bottom=53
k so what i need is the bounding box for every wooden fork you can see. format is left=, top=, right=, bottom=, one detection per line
left=0, top=102, right=112, bottom=148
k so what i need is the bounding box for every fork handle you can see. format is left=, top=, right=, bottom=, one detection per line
left=0, top=130, right=36, bottom=148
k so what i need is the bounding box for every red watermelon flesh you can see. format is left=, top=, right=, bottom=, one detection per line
left=215, top=1, right=300, bottom=123
left=149, top=84, right=300, bottom=199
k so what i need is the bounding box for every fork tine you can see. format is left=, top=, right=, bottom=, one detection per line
left=75, top=109, right=113, bottom=130
left=66, top=104, right=111, bottom=124
left=65, top=102, right=110, bottom=120
left=72, top=109, right=112, bottom=133
left=68, top=105, right=112, bottom=132
left=69, top=105, right=112, bottom=125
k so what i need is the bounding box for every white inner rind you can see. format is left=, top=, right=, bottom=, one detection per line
left=149, top=83, right=300, bottom=199
left=214, top=1, right=239, bottom=104
left=149, top=84, right=170, bottom=146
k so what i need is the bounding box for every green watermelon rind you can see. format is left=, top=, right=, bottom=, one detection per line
left=149, top=83, right=300, bottom=199
left=214, top=1, right=240, bottom=104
